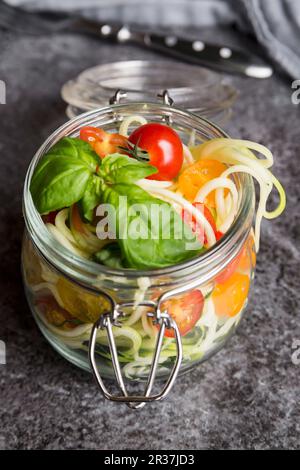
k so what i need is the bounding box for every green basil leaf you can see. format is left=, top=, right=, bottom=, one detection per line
left=31, top=137, right=102, bottom=215
left=31, top=154, right=91, bottom=214
left=79, top=175, right=102, bottom=222
left=47, top=137, right=101, bottom=172
left=101, top=182, right=202, bottom=269
left=99, top=153, right=157, bottom=184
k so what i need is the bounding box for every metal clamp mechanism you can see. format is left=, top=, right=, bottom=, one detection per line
left=109, top=89, right=127, bottom=105
left=88, top=299, right=183, bottom=409
left=108, top=88, right=174, bottom=107
left=157, top=89, right=174, bottom=107
left=158, top=89, right=174, bottom=124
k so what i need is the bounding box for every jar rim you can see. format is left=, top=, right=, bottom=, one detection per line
left=23, top=102, right=255, bottom=285
left=61, top=60, right=237, bottom=124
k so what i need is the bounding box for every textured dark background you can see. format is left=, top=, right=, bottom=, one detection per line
left=0, top=25, right=299, bottom=450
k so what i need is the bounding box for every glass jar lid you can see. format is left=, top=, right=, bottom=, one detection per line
left=61, top=60, right=237, bottom=124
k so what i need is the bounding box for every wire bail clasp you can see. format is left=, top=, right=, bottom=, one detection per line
left=109, top=89, right=127, bottom=105
left=158, top=89, right=174, bottom=124
left=88, top=299, right=183, bottom=409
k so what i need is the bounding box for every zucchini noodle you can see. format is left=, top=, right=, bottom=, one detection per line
left=141, top=311, right=157, bottom=337
left=31, top=281, right=64, bottom=306
left=137, top=178, right=173, bottom=190
left=182, top=144, right=195, bottom=165
left=54, top=209, right=75, bottom=243
left=193, top=138, right=286, bottom=250
left=215, top=188, right=235, bottom=223
left=225, top=193, right=233, bottom=215
left=194, top=176, right=239, bottom=233
left=95, top=325, right=142, bottom=356
left=46, top=223, right=88, bottom=258
left=135, top=277, right=151, bottom=307
left=40, top=262, right=60, bottom=285
left=188, top=129, right=196, bottom=147
left=125, top=306, right=146, bottom=326
left=147, top=187, right=216, bottom=247
left=49, top=208, right=106, bottom=257
left=197, top=138, right=274, bottom=168
left=119, top=115, right=148, bottom=137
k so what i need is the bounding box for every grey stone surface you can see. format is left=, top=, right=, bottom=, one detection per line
left=0, top=25, right=299, bottom=450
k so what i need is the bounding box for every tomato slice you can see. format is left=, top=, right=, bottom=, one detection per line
left=128, top=123, right=183, bottom=180
left=181, top=202, right=223, bottom=246
left=160, top=290, right=204, bottom=338
left=178, top=159, right=228, bottom=206
left=80, top=126, right=128, bottom=158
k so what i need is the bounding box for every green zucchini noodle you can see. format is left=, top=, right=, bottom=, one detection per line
left=192, top=138, right=286, bottom=250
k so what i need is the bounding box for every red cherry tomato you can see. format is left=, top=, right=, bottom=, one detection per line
left=80, top=126, right=128, bottom=158
left=128, top=123, right=183, bottom=180
left=160, top=290, right=204, bottom=338
left=181, top=202, right=223, bottom=247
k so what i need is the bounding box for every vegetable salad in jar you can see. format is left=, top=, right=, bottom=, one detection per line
left=22, top=106, right=285, bottom=383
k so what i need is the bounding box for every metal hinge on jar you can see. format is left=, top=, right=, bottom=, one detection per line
left=88, top=296, right=183, bottom=410
left=109, top=88, right=174, bottom=125
left=88, top=270, right=210, bottom=409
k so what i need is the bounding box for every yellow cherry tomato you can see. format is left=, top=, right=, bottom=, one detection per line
left=212, top=272, right=250, bottom=318
left=56, top=277, right=111, bottom=323
left=178, top=159, right=228, bottom=206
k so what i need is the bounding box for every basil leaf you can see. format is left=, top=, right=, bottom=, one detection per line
left=47, top=137, right=101, bottom=172
left=101, top=182, right=202, bottom=269
left=31, top=137, right=102, bottom=215
left=79, top=175, right=102, bottom=222
left=99, top=153, right=157, bottom=184
left=31, top=154, right=91, bottom=214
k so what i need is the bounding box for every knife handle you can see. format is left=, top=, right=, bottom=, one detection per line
left=137, top=32, right=272, bottom=78
left=81, top=20, right=273, bottom=79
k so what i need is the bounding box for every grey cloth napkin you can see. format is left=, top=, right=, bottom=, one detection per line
left=5, top=0, right=300, bottom=78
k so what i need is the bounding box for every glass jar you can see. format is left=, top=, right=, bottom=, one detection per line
left=22, top=100, right=256, bottom=406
